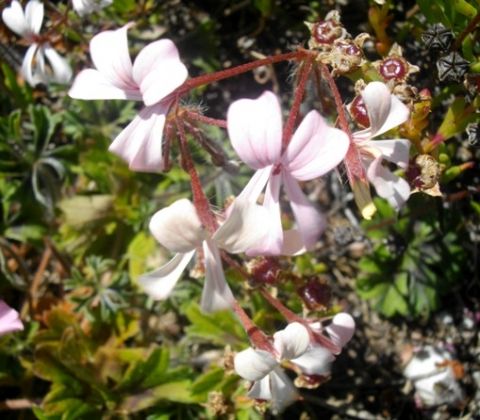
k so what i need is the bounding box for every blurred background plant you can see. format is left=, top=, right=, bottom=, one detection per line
left=0, top=0, right=479, bottom=418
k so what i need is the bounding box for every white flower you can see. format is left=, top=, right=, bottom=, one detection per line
left=0, top=300, right=23, bottom=336
left=234, top=315, right=355, bottom=413
left=69, top=25, right=188, bottom=172
left=2, top=0, right=72, bottom=86
left=72, top=0, right=112, bottom=16
left=404, top=345, right=464, bottom=407
left=139, top=198, right=271, bottom=312
left=352, top=81, right=411, bottom=210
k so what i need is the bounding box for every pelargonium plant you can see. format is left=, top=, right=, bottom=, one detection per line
left=63, top=9, right=424, bottom=411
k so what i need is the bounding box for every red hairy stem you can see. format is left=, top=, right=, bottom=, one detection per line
left=232, top=300, right=275, bottom=352
left=178, top=50, right=309, bottom=94
left=184, top=110, right=227, bottom=128
left=282, top=56, right=314, bottom=148
left=259, top=288, right=340, bottom=354
left=259, top=287, right=304, bottom=323
left=319, top=63, right=366, bottom=183
left=175, top=115, right=218, bottom=234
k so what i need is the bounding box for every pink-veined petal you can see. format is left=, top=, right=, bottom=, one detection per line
left=200, top=239, right=234, bottom=312
left=284, top=111, right=349, bottom=181
left=227, top=91, right=283, bottom=170
left=246, top=175, right=283, bottom=256
left=360, top=81, right=409, bottom=138
left=133, top=39, right=188, bottom=106
left=373, top=139, right=410, bottom=169
left=269, top=367, right=299, bottom=414
left=25, top=0, right=43, bottom=35
left=273, top=322, right=310, bottom=360
left=0, top=300, right=23, bottom=336
left=326, top=313, right=355, bottom=348
left=213, top=199, right=271, bottom=254
left=108, top=102, right=169, bottom=172
left=89, top=24, right=137, bottom=92
left=43, top=45, right=72, bottom=84
left=291, top=346, right=335, bottom=376
left=283, top=172, right=325, bottom=250
left=236, top=166, right=272, bottom=203
left=280, top=229, right=306, bottom=256
left=148, top=198, right=205, bottom=253
left=248, top=375, right=272, bottom=400
left=2, top=0, right=28, bottom=37
left=69, top=69, right=141, bottom=100
left=138, top=251, right=195, bottom=300
left=234, top=347, right=277, bottom=381
left=367, top=157, right=411, bottom=209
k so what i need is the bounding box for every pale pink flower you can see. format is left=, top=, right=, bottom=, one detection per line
left=2, top=0, right=72, bottom=86
left=0, top=300, right=23, bottom=336
left=139, top=198, right=271, bottom=312
left=227, top=91, right=349, bottom=256
left=234, top=315, right=355, bottom=413
left=352, top=81, right=411, bottom=209
left=72, top=0, right=112, bottom=16
left=69, top=25, right=188, bottom=172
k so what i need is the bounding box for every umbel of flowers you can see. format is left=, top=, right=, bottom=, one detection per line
left=64, top=9, right=418, bottom=412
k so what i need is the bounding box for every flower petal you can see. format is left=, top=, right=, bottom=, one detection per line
left=69, top=69, right=140, bottom=100
left=89, top=25, right=137, bottom=92
left=248, top=375, right=272, bottom=400
left=200, top=239, right=234, bottom=312
left=138, top=251, right=195, bottom=300
left=284, top=111, right=349, bottom=181
left=373, top=139, right=410, bottom=169
left=367, top=157, right=410, bottom=209
left=269, top=367, right=298, bottom=414
left=227, top=91, right=283, bottom=170
left=326, top=313, right=355, bottom=348
left=246, top=175, right=283, bottom=256
left=2, top=0, right=29, bottom=37
left=108, top=103, right=169, bottom=172
left=43, top=45, right=72, bottom=84
left=148, top=199, right=204, bottom=253
left=236, top=166, right=272, bottom=202
left=0, top=300, right=23, bottom=336
left=234, top=347, right=277, bottom=381
left=360, top=81, right=409, bottom=138
left=213, top=199, right=271, bottom=254
left=273, top=322, right=310, bottom=360
left=283, top=172, right=325, bottom=250
left=21, top=43, right=45, bottom=86
left=291, top=346, right=335, bottom=376
left=133, top=39, right=188, bottom=106
left=25, top=0, right=43, bottom=35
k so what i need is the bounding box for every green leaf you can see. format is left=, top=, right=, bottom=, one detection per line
left=190, top=367, right=225, bottom=396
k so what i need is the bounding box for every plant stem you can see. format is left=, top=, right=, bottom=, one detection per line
left=178, top=50, right=308, bottom=94
left=282, top=56, right=314, bottom=148
left=184, top=110, right=227, bottom=128
left=175, top=114, right=218, bottom=234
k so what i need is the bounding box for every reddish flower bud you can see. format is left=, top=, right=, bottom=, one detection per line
left=247, top=257, right=280, bottom=285
left=312, top=19, right=343, bottom=45
left=349, top=95, right=370, bottom=128
left=298, top=278, right=331, bottom=310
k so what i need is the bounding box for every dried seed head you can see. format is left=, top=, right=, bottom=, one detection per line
left=349, top=95, right=370, bottom=128
left=306, top=11, right=347, bottom=50
left=421, top=23, right=454, bottom=52
left=407, top=154, right=441, bottom=190
left=436, top=52, right=470, bottom=82
left=379, top=57, right=408, bottom=80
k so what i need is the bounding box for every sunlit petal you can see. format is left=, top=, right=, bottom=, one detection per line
left=2, top=0, right=29, bottom=37
left=138, top=251, right=195, bottom=300
left=234, top=348, right=277, bottom=381
left=227, top=91, right=283, bottom=170
left=0, top=301, right=23, bottom=336
left=273, top=322, right=310, bottom=360
left=326, top=313, right=355, bottom=348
